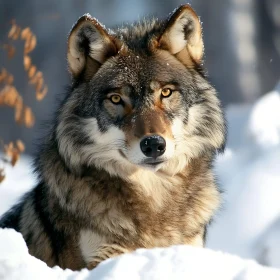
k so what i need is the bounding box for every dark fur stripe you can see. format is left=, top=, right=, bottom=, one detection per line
left=33, top=184, right=66, bottom=263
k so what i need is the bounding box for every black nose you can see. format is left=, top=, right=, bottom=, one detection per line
left=140, top=135, right=166, bottom=158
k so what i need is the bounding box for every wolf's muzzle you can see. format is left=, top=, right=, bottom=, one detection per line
left=140, top=135, right=166, bottom=158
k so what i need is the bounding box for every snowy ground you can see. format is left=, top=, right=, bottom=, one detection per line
left=0, top=83, right=280, bottom=279
left=1, top=228, right=280, bottom=280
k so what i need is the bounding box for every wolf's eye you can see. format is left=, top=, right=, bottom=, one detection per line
left=110, top=95, right=122, bottom=104
left=161, top=88, right=172, bottom=98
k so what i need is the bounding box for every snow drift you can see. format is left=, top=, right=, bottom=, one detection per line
left=1, top=228, right=280, bottom=280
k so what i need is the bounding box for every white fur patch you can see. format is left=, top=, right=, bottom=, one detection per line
left=83, top=119, right=126, bottom=159
left=167, top=15, right=189, bottom=54
left=188, top=103, right=224, bottom=149
left=56, top=122, right=81, bottom=168
left=171, top=114, right=206, bottom=161
left=171, top=117, right=185, bottom=137
left=159, top=7, right=204, bottom=62
left=68, top=29, right=85, bottom=75
left=170, top=96, right=224, bottom=165
left=79, top=230, right=106, bottom=263
left=84, top=119, right=126, bottom=145
left=81, top=118, right=140, bottom=177
left=89, top=37, right=111, bottom=63
left=127, top=168, right=183, bottom=209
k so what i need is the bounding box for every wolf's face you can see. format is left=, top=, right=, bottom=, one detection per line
left=57, top=5, right=226, bottom=177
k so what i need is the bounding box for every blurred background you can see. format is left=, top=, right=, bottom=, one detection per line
left=0, top=0, right=279, bottom=152
left=0, top=0, right=280, bottom=269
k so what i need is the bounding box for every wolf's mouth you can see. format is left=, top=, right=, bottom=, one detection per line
left=141, top=159, right=165, bottom=167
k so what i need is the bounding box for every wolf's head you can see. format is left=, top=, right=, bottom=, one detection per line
left=56, top=5, right=226, bottom=178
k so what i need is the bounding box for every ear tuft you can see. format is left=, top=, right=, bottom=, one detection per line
left=67, top=14, right=118, bottom=78
left=158, top=5, right=204, bottom=66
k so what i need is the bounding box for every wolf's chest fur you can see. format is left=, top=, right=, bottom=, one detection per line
left=0, top=4, right=225, bottom=271
left=35, top=149, right=219, bottom=269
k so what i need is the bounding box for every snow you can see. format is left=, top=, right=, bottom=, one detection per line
left=0, top=83, right=280, bottom=279
left=249, top=86, right=280, bottom=147
left=0, top=156, right=35, bottom=215
left=207, top=87, right=280, bottom=266
left=1, top=228, right=280, bottom=280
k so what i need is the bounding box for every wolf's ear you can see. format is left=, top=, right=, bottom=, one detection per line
left=67, top=14, right=118, bottom=79
left=158, top=5, right=204, bottom=66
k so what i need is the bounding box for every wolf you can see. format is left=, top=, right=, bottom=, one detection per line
left=0, top=4, right=226, bottom=270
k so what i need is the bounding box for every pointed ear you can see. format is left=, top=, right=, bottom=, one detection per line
left=158, top=5, right=204, bottom=66
left=67, top=14, right=119, bottom=79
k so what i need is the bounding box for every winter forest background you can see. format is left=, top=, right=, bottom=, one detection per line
left=0, top=0, right=280, bottom=279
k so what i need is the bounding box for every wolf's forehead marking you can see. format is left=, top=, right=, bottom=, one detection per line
left=150, top=81, right=161, bottom=91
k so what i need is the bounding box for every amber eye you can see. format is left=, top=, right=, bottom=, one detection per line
left=161, top=88, right=173, bottom=98
left=110, top=95, right=122, bottom=104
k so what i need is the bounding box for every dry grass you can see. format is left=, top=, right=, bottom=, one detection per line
left=0, top=20, right=47, bottom=182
